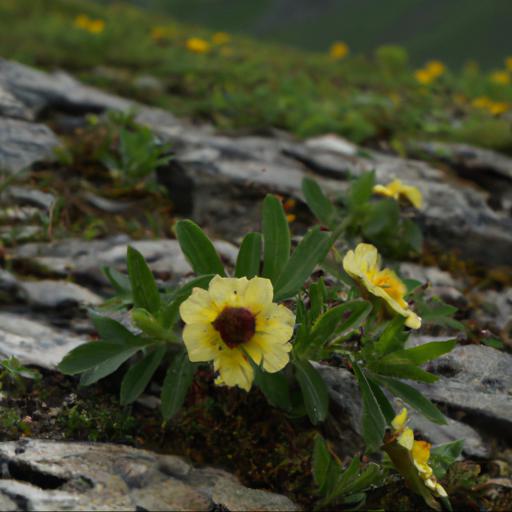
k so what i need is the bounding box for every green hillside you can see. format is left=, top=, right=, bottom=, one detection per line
left=104, top=0, right=512, bottom=68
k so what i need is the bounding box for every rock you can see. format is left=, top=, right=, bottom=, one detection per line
left=0, top=440, right=299, bottom=511
left=132, top=74, right=165, bottom=95
left=0, top=85, right=33, bottom=121
left=314, top=362, right=491, bottom=459
left=11, top=237, right=237, bottom=284
left=0, top=313, right=85, bottom=369
left=18, top=280, right=103, bottom=309
left=6, top=187, right=56, bottom=211
left=83, top=192, right=134, bottom=213
left=418, top=345, right=512, bottom=427
left=475, top=287, right=512, bottom=336
left=0, top=118, right=60, bottom=173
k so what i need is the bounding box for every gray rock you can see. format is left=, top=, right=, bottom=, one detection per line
left=475, top=287, right=512, bottom=334
left=18, top=280, right=102, bottom=309
left=0, top=440, right=299, bottom=511
left=0, top=118, right=59, bottom=173
left=418, top=345, right=512, bottom=426
left=6, top=187, right=56, bottom=211
left=11, top=237, right=237, bottom=284
left=0, top=313, right=85, bottom=369
left=0, top=85, right=33, bottom=121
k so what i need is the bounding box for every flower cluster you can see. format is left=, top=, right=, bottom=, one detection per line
left=472, top=96, right=510, bottom=116
left=414, top=60, right=445, bottom=85
left=342, top=243, right=421, bottom=329
left=373, top=179, right=423, bottom=209
left=74, top=14, right=105, bottom=34
left=179, top=276, right=294, bottom=391
left=391, top=408, right=448, bottom=498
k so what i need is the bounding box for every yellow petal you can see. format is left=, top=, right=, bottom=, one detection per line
left=260, top=344, right=291, bottom=373
left=214, top=349, right=254, bottom=391
left=182, top=323, right=220, bottom=362
left=397, top=427, right=414, bottom=450
left=412, top=440, right=431, bottom=466
left=256, top=303, right=295, bottom=341
left=392, top=407, right=408, bottom=432
left=209, top=275, right=249, bottom=308
left=343, top=243, right=379, bottom=279
left=179, top=287, right=218, bottom=324
left=242, top=276, right=274, bottom=314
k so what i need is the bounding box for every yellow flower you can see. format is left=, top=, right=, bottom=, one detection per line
left=329, top=41, right=349, bottom=60
left=425, top=60, right=445, bottom=78
left=414, top=68, right=434, bottom=85
left=472, top=96, right=492, bottom=109
left=490, top=70, right=510, bottom=85
left=373, top=179, right=423, bottom=209
left=74, top=14, right=104, bottom=34
left=342, top=244, right=421, bottom=329
left=212, top=32, right=231, bottom=45
left=179, top=275, right=295, bottom=391
left=488, top=101, right=509, bottom=115
left=87, top=19, right=105, bottom=34
left=186, top=37, right=211, bottom=54
left=390, top=408, right=448, bottom=499
left=506, top=57, right=512, bottom=72
left=74, top=14, right=90, bottom=29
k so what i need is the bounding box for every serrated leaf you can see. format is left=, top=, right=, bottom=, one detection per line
left=373, top=374, right=446, bottom=424
left=294, top=359, right=329, bottom=425
left=274, top=227, right=331, bottom=300
left=302, top=177, right=337, bottom=227
left=175, top=220, right=225, bottom=276
left=120, top=345, right=166, bottom=405
left=235, top=232, right=262, bottom=278
left=161, top=350, right=195, bottom=420
left=262, top=194, right=290, bottom=284
left=352, top=361, right=386, bottom=453
left=127, top=246, right=161, bottom=314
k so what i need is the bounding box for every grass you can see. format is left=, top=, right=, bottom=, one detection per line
left=1, top=0, right=512, bottom=153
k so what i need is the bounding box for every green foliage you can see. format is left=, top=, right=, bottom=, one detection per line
left=0, top=356, right=41, bottom=392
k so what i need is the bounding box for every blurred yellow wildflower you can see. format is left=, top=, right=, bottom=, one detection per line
left=329, top=41, right=349, bottom=60
left=490, top=70, right=510, bottom=85
left=506, top=57, right=512, bottom=72
left=74, top=14, right=105, bottom=34
left=151, top=26, right=168, bottom=41
left=342, top=244, right=421, bottom=329
left=472, top=96, right=510, bottom=116
left=414, top=68, right=434, bottom=85
left=373, top=179, right=423, bottom=209
left=212, top=32, right=231, bottom=45
left=179, top=276, right=295, bottom=391
left=186, top=37, right=211, bottom=54
left=425, top=60, right=445, bottom=78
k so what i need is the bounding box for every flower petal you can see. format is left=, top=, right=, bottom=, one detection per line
left=182, top=323, right=221, bottom=362
left=214, top=349, right=254, bottom=391
left=209, top=275, right=249, bottom=308
left=256, top=303, right=295, bottom=341
left=179, top=287, right=219, bottom=324
left=242, top=277, right=274, bottom=314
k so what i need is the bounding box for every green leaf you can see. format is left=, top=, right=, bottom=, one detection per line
left=90, top=313, right=140, bottom=345
left=102, top=266, right=132, bottom=294
left=59, top=342, right=142, bottom=375
left=309, top=279, right=326, bottom=322
left=430, top=440, right=464, bottom=479
left=382, top=340, right=457, bottom=366
left=348, top=171, right=375, bottom=209
left=161, top=350, right=195, bottom=421
left=363, top=199, right=400, bottom=238
left=366, top=377, right=395, bottom=424
left=254, top=368, right=292, bottom=412
left=313, top=435, right=332, bottom=488
left=127, top=246, right=161, bottom=314
left=262, top=194, right=290, bottom=284
left=368, top=361, right=438, bottom=383
left=274, top=227, right=331, bottom=300
left=481, top=337, right=504, bottom=349
left=374, top=316, right=407, bottom=356
left=311, top=300, right=372, bottom=345
left=373, top=375, right=446, bottom=424
left=120, top=345, right=166, bottom=405
left=294, top=359, right=329, bottom=425
left=175, top=220, right=225, bottom=276
left=352, top=361, right=386, bottom=453
left=235, top=232, right=262, bottom=278
left=302, top=177, right=336, bottom=227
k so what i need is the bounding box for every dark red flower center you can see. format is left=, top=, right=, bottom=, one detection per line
left=212, top=307, right=256, bottom=348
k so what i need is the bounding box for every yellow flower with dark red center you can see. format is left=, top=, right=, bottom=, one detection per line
left=390, top=408, right=448, bottom=499
left=373, top=179, right=423, bottom=209
left=186, top=37, right=211, bottom=54
left=179, top=276, right=295, bottom=391
left=490, top=70, right=510, bottom=85
left=329, top=41, right=349, bottom=60
left=212, top=32, right=231, bottom=45
left=343, top=244, right=421, bottom=329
